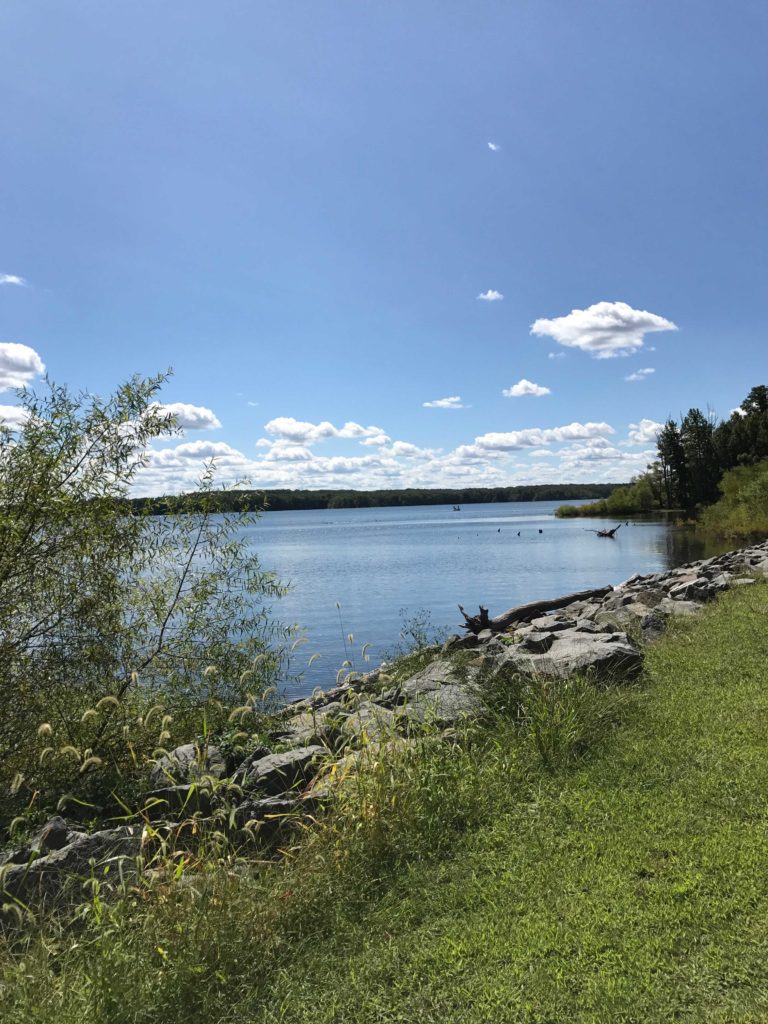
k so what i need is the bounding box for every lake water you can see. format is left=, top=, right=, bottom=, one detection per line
left=240, top=501, right=726, bottom=698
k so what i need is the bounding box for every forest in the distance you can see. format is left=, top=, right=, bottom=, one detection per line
left=130, top=482, right=620, bottom=514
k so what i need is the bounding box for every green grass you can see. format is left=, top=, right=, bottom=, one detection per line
left=4, top=585, right=768, bottom=1022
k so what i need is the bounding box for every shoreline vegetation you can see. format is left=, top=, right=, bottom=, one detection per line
left=130, top=483, right=620, bottom=514
left=555, top=384, right=768, bottom=538
left=3, top=542, right=768, bottom=1020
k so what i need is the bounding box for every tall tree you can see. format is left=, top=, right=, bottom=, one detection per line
left=680, top=408, right=719, bottom=507
left=657, top=419, right=688, bottom=509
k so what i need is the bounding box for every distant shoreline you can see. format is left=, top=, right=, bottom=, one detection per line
left=129, top=483, right=623, bottom=515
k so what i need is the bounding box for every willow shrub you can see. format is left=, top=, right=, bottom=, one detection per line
left=0, top=372, right=290, bottom=825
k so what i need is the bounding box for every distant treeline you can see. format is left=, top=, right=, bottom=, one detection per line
left=130, top=483, right=621, bottom=515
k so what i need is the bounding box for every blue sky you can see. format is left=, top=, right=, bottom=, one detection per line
left=1, top=0, right=766, bottom=494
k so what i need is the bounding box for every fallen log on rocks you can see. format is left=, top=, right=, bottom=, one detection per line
left=459, top=585, right=614, bottom=635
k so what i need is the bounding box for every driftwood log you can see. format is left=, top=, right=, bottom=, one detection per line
left=458, top=585, right=613, bottom=635
left=585, top=524, right=622, bottom=538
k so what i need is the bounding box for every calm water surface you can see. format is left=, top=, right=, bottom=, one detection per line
left=239, top=501, right=727, bottom=697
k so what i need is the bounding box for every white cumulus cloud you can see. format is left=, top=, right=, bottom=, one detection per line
left=0, top=274, right=26, bottom=286
left=0, top=342, right=45, bottom=391
left=503, top=378, right=551, bottom=398
left=477, top=289, right=503, bottom=302
left=487, top=142, right=500, bottom=152
left=624, top=367, right=655, bottom=382
left=263, top=416, right=385, bottom=445
left=627, top=419, right=663, bottom=445
left=151, top=402, right=222, bottom=430
left=423, top=396, right=466, bottom=409
left=0, top=404, right=29, bottom=428
left=264, top=443, right=314, bottom=462
left=531, top=301, right=677, bottom=359
left=474, top=421, right=614, bottom=452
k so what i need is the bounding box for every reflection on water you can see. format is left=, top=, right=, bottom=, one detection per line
left=234, top=501, right=731, bottom=697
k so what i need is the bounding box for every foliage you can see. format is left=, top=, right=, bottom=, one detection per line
left=698, top=460, right=768, bottom=538
left=558, top=383, right=768, bottom=523
left=555, top=473, right=657, bottom=517
left=382, top=606, right=450, bottom=661
left=0, top=373, right=289, bottom=823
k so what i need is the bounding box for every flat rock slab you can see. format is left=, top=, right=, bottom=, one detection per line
left=499, top=629, right=642, bottom=681
left=529, top=616, right=576, bottom=632
left=280, top=702, right=348, bottom=747
left=401, top=683, right=486, bottom=727
left=400, top=657, right=483, bottom=699
left=341, top=702, right=397, bottom=744
left=656, top=597, right=703, bottom=617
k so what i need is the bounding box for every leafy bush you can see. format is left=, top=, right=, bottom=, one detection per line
left=0, top=372, right=289, bottom=823
left=698, top=460, right=768, bottom=538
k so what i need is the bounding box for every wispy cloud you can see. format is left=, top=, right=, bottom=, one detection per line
left=477, top=289, right=503, bottom=302
left=531, top=301, right=677, bottom=359
left=0, top=342, right=45, bottom=391
left=487, top=142, right=500, bottom=152
left=624, top=367, right=655, bottom=382
left=423, top=396, right=466, bottom=409
left=503, top=378, right=551, bottom=398
left=0, top=274, right=26, bottom=287
left=548, top=351, right=566, bottom=360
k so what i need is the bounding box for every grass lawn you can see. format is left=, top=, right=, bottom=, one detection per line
left=260, top=584, right=768, bottom=1023
left=4, top=584, right=768, bottom=1023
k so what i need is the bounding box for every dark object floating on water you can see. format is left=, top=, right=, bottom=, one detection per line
left=538, top=529, right=543, bottom=533
left=453, top=505, right=461, bottom=511
left=458, top=585, right=613, bottom=635
left=585, top=524, right=623, bottom=539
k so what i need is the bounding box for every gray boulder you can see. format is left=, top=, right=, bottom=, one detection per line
left=668, top=577, right=713, bottom=602
left=499, top=629, right=642, bottom=681
left=341, top=702, right=397, bottom=744
left=0, top=815, right=75, bottom=869
left=149, top=743, right=226, bottom=788
left=656, top=597, right=702, bottom=617
left=400, top=683, right=486, bottom=728
left=0, top=826, right=142, bottom=908
left=235, top=745, right=325, bottom=794
left=141, top=784, right=213, bottom=820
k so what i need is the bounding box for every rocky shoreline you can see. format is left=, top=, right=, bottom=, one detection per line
left=3, top=539, right=767, bottom=918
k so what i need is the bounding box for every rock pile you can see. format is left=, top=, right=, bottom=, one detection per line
left=3, top=539, right=766, bottom=915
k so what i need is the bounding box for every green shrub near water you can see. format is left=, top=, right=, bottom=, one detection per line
left=4, top=584, right=768, bottom=1021
left=697, top=460, right=768, bottom=539
left=555, top=473, right=658, bottom=518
